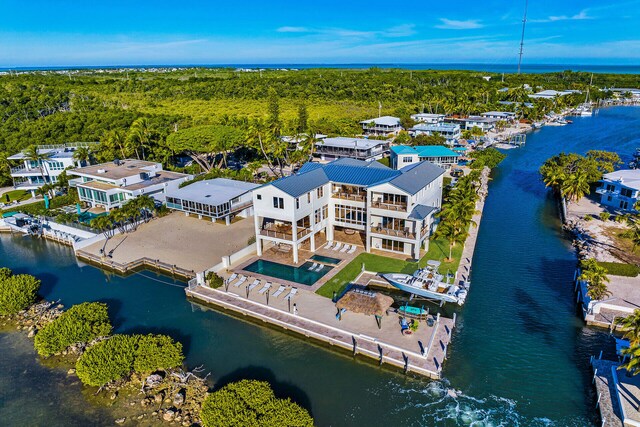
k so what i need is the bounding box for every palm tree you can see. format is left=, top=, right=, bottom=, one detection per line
left=616, top=310, right=640, bottom=346
left=22, top=145, right=50, bottom=196
left=127, top=118, right=153, bottom=160
left=561, top=170, right=590, bottom=203
left=622, top=219, right=640, bottom=251
left=73, top=146, right=91, bottom=167
left=620, top=344, right=640, bottom=375
left=579, top=258, right=611, bottom=301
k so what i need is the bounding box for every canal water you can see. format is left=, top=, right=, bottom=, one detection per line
left=1, top=106, right=639, bottom=426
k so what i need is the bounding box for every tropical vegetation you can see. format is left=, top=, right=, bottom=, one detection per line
left=2, top=69, right=637, bottom=186
left=579, top=258, right=611, bottom=301
left=33, top=302, right=112, bottom=357
left=200, top=379, right=314, bottom=427
left=0, top=269, right=41, bottom=315
left=75, top=333, right=184, bottom=387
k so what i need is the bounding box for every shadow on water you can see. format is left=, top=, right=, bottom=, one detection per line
left=214, top=366, right=314, bottom=416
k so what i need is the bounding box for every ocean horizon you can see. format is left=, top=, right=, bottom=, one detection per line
left=2, top=63, right=640, bottom=74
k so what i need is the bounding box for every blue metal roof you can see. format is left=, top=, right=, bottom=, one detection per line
left=271, top=168, right=329, bottom=197
left=408, top=204, right=438, bottom=220
left=324, top=163, right=399, bottom=186
left=392, top=145, right=459, bottom=158
left=268, top=158, right=442, bottom=197
left=390, top=145, right=416, bottom=155
left=387, top=161, right=445, bottom=195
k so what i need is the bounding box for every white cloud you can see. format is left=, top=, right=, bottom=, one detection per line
left=531, top=9, right=593, bottom=23
left=276, top=26, right=309, bottom=33
left=435, top=19, right=483, bottom=30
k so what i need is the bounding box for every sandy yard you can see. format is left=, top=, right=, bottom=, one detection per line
left=82, top=212, right=256, bottom=272
left=567, top=196, right=640, bottom=264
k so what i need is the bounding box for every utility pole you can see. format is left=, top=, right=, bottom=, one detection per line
left=517, top=0, right=529, bottom=74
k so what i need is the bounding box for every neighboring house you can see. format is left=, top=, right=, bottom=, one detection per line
left=528, top=89, right=580, bottom=99
left=409, top=123, right=461, bottom=145
left=360, top=116, right=402, bottom=136
left=281, top=134, right=327, bottom=151
left=70, top=159, right=192, bottom=211
left=445, top=116, right=499, bottom=132
left=7, top=142, right=97, bottom=195
left=314, top=137, right=389, bottom=162
left=481, top=111, right=516, bottom=122
left=410, top=113, right=445, bottom=124
left=252, top=158, right=444, bottom=262
left=166, top=178, right=259, bottom=225
left=390, top=145, right=460, bottom=170
left=597, top=170, right=640, bottom=211
left=608, top=88, right=640, bottom=101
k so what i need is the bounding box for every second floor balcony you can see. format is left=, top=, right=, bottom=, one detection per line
left=370, top=225, right=416, bottom=239
left=10, top=165, right=45, bottom=176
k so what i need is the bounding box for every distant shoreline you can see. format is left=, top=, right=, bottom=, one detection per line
left=2, top=63, right=640, bottom=74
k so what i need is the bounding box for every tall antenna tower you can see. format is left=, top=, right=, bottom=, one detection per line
left=517, top=0, right=529, bottom=74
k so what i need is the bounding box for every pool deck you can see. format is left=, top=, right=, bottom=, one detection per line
left=234, top=241, right=364, bottom=292
left=185, top=278, right=454, bottom=380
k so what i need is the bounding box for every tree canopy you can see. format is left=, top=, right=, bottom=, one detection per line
left=34, top=302, right=112, bottom=357
left=0, top=270, right=41, bottom=315
left=200, top=380, right=313, bottom=427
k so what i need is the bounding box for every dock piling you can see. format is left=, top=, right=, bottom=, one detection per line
left=593, top=368, right=598, bottom=384
left=352, top=336, right=358, bottom=356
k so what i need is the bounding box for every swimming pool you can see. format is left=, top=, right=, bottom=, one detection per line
left=310, top=255, right=342, bottom=265
left=78, top=212, right=107, bottom=224
left=243, top=260, right=332, bottom=286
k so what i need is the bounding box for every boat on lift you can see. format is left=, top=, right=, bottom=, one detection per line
left=381, top=260, right=469, bottom=305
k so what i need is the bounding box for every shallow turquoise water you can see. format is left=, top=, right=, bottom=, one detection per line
left=1, top=106, right=639, bottom=426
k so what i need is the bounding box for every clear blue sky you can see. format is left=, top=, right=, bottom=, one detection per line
left=0, top=0, right=638, bottom=67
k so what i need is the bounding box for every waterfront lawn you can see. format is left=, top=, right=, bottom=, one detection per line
left=2, top=190, right=31, bottom=203
left=597, top=261, right=640, bottom=277
left=316, top=237, right=464, bottom=298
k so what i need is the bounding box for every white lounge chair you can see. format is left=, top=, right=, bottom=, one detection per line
left=346, top=245, right=357, bottom=254
left=315, top=264, right=324, bottom=272
left=258, top=282, right=272, bottom=294
left=225, top=273, right=238, bottom=284
left=333, top=243, right=343, bottom=252
left=284, top=288, right=298, bottom=301
left=234, top=275, right=247, bottom=287
left=340, top=244, right=350, bottom=253
left=325, top=241, right=334, bottom=249
left=247, top=279, right=261, bottom=292
left=272, top=285, right=286, bottom=298
left=308, top=262, right=318, bottom=271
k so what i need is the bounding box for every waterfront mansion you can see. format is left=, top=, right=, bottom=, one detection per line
left=8, top=142, right=97, bottom=195
left=252, top=158, right=444, bottom=262
left=70, top=159, right=191, bottom=211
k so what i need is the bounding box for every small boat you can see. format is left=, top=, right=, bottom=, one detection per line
left=398, top=305, right=429, bottom=320
left=381, top=260, right=468, bottom=305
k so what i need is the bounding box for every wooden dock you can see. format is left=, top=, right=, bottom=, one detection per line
left=186, top=282, right=454, bottom=380
left=76, top=250, right=196, bottom=280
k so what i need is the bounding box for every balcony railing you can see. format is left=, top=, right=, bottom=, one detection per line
left=371, top=201, right=408, bottom=211
left=371, top=226, right=415, bottom=239
left=10, top=165, right=44, bottom=175
left=333, top=192, right=366, bottom=202
left=259, top=225, right=311, bottom=240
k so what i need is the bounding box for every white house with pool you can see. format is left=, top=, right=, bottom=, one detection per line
left=165, top=178, right=259, bottom=224
left=252, top=158, right=444, bottom=263
left=70, top=159, right=191, bottom=211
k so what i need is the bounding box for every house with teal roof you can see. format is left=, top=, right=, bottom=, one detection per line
left=390, top=145, right=460, bottom=170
